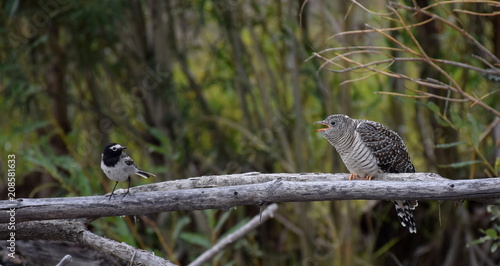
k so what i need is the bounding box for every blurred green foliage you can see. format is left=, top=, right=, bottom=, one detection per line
left=467, top=206, right=500, bottom=253
left=1, top=0, right=500, bottom=265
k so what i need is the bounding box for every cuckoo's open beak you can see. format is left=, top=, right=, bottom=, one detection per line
left=314, top=121, right=329, bottom=132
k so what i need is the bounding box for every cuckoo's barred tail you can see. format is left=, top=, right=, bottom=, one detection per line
left=393, top=200, right=418, bottom=233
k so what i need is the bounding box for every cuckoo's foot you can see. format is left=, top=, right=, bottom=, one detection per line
left=349, top=174, right=374, bottom=180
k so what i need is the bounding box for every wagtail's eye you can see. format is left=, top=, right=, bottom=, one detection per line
left=111, top=147, right=117, bottom=151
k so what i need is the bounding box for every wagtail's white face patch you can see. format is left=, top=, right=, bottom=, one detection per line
left=110, top=144, right=125, bottom=151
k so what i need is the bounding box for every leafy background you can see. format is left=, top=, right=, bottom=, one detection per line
left=1, top=0, right=500, bottom=265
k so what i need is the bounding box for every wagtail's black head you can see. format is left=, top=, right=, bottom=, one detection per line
left=103, top=143, right=127, bottom=157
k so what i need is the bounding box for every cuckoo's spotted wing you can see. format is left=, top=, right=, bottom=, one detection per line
left=355, top=120, right=415, bottom=174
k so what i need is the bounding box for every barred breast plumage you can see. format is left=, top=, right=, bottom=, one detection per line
left=315, top=114, right=418, bottom=233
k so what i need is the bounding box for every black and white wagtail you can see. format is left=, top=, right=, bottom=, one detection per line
left=101, top=143, right=156, bottom=200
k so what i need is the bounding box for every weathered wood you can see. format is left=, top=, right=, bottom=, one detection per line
left=0, top=173, right=499, bottom=224
left=0, top=219, right=175, bottom=265
left=80, top=227, right=175, bottom=265
left=112, top=172, right=448, bottom=194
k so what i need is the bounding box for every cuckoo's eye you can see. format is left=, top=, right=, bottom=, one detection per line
left=330, top=121, right=336, bottom=126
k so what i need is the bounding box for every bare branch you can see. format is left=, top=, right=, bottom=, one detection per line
left=0, top=219, right=174, bottom=265
left=375, top=91, right=469, bottom=102
left=453, top=9, right=500, bottom=16
left=326, top=17, right=435, bottom=41
left=349, top=0, right=394, bottom=16
left=419, top=1, right=500, bottom=12
left=66, top=172, right=452, bottom=193
left=1, top=173, right=500, bottom=224
left=80, top=226, right=175, bottom=265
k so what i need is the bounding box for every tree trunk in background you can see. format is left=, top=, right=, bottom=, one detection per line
left=217, top=0, right=257, bottom=130
left=36, top=23, right=70, bottom=198
left=127, top=0, right=169, bottom=170
left=388, top=20, right=406, bottom=133
left=46, top=24, right=70, bottom=155
left=490, top=5, right=500, bottom=176
left=338, top=1, right=352, bottom=117
left=285, top=3, right=305, bottom=173
left=414, top=0, right=459, bottom=178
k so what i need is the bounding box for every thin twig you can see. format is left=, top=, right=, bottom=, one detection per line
left=349, top=0, right=394, bottom=16
left=363, top=23, right=418, bottom=56
left=188, top=203, right=279, bottom=266
left=327, top=17, right=435, bottom=42
left=306, top=46, right=409, bottom=61
left=419, top=1, right=500, bottom=12
left=374, top=91, right=469, bottom=102
left=311, top=47, right=500, bottom=76
left=316, top=2, right=500, bottom=118
left=453, top=9, right=500, bottom=16
left=55, top=255, right=73, bottom=266
left=324, top=54, right=457, bottom=91
left=479, top=117, right=500, bottom=144
left=390, top=2, right=500, bottom=64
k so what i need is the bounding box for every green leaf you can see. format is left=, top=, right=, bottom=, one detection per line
left=486, top=206, right=500, bottom=221
left=214, top=209, right=233, bottom=233
left=467, top=236, right=488, bottom=247
left=494, top=158, right=500, bottom=174
left=435, top=141, right=467, bottom=149
left=180, top=232, right=211, bottom=248
left=438, top=160, right=482, bottom=168
left=467, top=113, right=480, bottom=147
left=426, top=102, right=449, bottom=127
left=427, top=101, right=440, bottom=113
left=12, top=120, right=50, bottom=135
left=491, top=242, right=498, bottom=253
left=374, top=237, right=400, bottom=258
left=172, top=216, right=191, bottom=240
left=449, top=108, right=463, bottom=127
left=485, top=228, right=497, bottom=239
left=204, top=209, right=216, bottom=229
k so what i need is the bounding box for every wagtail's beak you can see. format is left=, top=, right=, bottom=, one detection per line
left=314, top=121, right=329, bottom=132
left=121, top=146, right=127, bottom=150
